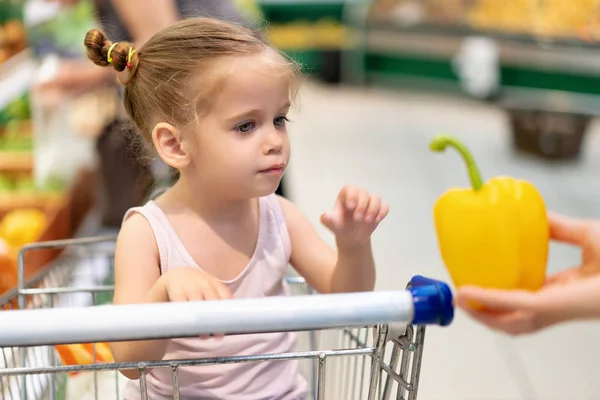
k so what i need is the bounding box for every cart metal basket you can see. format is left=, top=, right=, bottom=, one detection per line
left=0, top=237, right=454, bottom=400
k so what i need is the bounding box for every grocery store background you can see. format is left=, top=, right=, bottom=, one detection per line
left=2, top=0, right=600, bottom=399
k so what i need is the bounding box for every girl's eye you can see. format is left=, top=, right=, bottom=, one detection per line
left=274, top=116, right=289, bottom=127
left=235, top=121, right=256, bottom=133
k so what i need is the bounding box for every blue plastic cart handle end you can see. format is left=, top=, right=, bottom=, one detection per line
left=409, top=275, right=454, bottom=326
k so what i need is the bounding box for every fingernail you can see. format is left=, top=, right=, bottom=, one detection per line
left=355, top=213, right=363, bottom=220
left=347, top=201, right=356, bottom=209
left=365, top=215, right=373, bottom=222
left=375, top=216, right=382, bottom=223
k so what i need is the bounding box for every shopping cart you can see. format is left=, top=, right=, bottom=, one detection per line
left=0, top=236, right=454, bottom=400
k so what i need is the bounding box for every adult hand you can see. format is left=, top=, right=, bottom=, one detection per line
left=456, top=213, right=600, bottom=335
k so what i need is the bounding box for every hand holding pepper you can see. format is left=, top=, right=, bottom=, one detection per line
left=456, top=213, right=600, bottom=335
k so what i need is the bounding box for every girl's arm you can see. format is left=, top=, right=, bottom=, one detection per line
left=277, top=186, right=388, bottom=294
left=111, top=213, right=231, bottom=379
left=110, top=213, right=171, bottom=379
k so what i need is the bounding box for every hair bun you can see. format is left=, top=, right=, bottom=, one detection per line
left=84, top=29, right=139, bottom=81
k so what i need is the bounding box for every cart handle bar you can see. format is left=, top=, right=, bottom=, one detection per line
left=0, top=276, right=453, bottom=347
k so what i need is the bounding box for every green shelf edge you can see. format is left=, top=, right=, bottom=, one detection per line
left=364, top=52, right=600, bottom=96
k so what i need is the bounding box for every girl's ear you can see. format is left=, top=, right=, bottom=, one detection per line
left=152, top=122, right=192, bottom=169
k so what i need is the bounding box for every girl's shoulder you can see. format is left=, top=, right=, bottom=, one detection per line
left=120, top=200, right=176, bottom=275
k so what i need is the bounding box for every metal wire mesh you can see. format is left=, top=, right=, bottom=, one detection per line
left=1, top=237, right=428, bottom=400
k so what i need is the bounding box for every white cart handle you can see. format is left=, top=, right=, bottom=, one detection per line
left=0, top=277, right=454, bottom=347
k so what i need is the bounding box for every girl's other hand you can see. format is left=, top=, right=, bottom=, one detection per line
left=162, top=267, right=232, bottom=339
left=320, top=185, right=389, bottom=245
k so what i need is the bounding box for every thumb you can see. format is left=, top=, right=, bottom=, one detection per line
left=457, top=286, right=537, bottom=312
left=320, top=201, right=344, bottom=232
left=320, top=212, right=336, bottom=231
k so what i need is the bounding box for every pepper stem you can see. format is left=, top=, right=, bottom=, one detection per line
left=429, top=134, right=484, bottom=191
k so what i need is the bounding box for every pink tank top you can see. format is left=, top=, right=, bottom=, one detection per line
left=121, top=194, right=309, bottom=400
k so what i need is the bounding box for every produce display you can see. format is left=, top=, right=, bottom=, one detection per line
left=468, top=0, right=600, bottom=40
left=0, top=93, right=67, bottom=211
left=266, top=19, right=355, bottom=50
left=0, top=208, right=47, bottom=295
left=0, top=206, right=112, bottom=369
left=430, top=135, right=549, bottom=294
left=0, top=236, right=17, bottom=296
left=369, top=0, right=600, bottom=41
left=0, top=94, right=33, bottom=154
left=0, top=208, right=47, bottom=250
left=0, top=0, right=27, bottom=65
left=27, top=0, right=96, bottom=59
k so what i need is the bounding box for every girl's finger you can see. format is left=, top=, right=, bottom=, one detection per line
left=168, top=289, right=187, bottom=303
left=339, top=185, right=358, bottom=210
left=364, top=195, right=381, bottom=223
left=213, top=281, right=233, bottom=300
left=376, top=202, right=389, bottom=223
left=353, top=190, right=370, bottom=221
left=186, top=287, right=204, bottom=302
left=201, top=283, right=220, bottom=302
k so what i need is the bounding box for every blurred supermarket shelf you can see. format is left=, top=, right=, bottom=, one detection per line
left=366, top=26, right=600, bottom=76
left=0, top=50, right=36, bottom=112
left=24, top=0, right=61, bottom=27
left=0, top=151, right=33, bottom=172
left=256, top=0, right=362, bottom=4
left=0, top=0, right=67, bottom=112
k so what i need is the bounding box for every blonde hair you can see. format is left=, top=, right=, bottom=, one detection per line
left=84, top=17, right=300, bottom=144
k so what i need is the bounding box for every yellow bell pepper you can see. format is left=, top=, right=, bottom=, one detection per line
left=430, top=134, right=549, bottom=292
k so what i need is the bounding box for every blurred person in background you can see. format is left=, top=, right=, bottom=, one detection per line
left=36, top=0, right=258, bottom=229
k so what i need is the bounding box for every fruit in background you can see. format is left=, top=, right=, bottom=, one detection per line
left=43, top=176, right=66, bottom=193
left=55, top=342, right=114, bottom=375
left=266, top=19, right=353, bottom=51
left=6, top=94, right=31, bottom=121
left=0, top=136, right=33, bottom=151
left=467, top=0, right=600, bottom=39
left=0, top=48, right=8, bottom=64
left=0, top=238, right=9, bottom=254
left=0, top=209, right=47, bottom=250
left=14, top=176, right=37, bottom=194
left=2, top=19, right=27, bottom=54
left=0, top=238, right=17, bottom=295
left=0, top=119, right=33, bottom=152
left=0, top=175, right=13, bottom=192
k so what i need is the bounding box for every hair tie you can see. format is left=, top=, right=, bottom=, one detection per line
left=107, top=42, right=118, bottom=64
left=126, top=47, right=136, bottom=69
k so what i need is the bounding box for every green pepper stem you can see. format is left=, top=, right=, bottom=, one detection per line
left=429, top=134, right=484, bottom=191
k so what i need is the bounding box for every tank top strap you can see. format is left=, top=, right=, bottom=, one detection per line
left=122, top=202, right=177, bottom=275
left=262, top=194, right=292, bottom=262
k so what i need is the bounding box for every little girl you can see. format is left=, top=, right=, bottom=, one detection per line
left=85, top=17, right=389, bottom=400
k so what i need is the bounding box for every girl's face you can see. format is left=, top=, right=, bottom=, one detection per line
left=187, top=52, right=293, bottom=199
